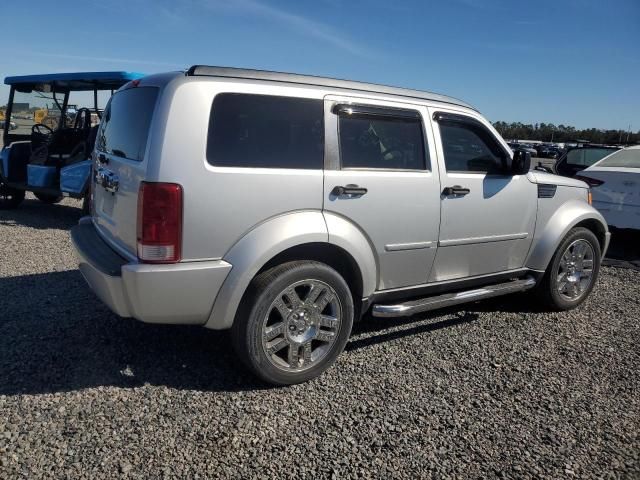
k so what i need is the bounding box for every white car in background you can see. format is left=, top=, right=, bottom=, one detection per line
left=578, top=146, right=640, bottom=230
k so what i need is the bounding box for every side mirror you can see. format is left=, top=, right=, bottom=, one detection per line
left=511, top=150, right=531, bottom=175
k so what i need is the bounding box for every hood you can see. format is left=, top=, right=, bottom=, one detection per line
left=526, top=171, right=588, bottom=189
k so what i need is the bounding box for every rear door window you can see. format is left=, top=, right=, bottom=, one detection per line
left=207, top=93, right=324, bottom=169
left=97, top=87, right=158, bottom=161
left=337, top=111, right=427, bottom=170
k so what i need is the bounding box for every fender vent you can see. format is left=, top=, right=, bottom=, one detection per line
left=538, top=184, right=557, bottom=198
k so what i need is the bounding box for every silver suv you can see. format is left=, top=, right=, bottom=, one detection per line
left=71, top=66, right=610, bottom=385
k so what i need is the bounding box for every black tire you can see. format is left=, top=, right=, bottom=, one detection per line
left=232, top=261, right=354, bottom=385
left=0, top=181, right=25, bottom=209
left=34, top=192, right=63, bottom=204
left=536, top=227, right=601, bottom=310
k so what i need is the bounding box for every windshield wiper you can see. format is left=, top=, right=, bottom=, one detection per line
left=111, top=149, right=127, bottom=158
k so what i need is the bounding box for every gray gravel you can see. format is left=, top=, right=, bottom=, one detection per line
left=1, top=194, right=639, bottom=479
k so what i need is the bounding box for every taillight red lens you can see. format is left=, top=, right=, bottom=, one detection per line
left=137, top=182, right=182, bottom=263
left=575, top=174, right=604, bottom=187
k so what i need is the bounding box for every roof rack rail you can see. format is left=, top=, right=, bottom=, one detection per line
left=186, top=65, right=474, bottom=110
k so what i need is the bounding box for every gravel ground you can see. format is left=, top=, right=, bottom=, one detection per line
left=1, top=195, right=639, bottom=479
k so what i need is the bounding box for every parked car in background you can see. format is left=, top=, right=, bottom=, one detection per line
left=71, top=65, right=609, bottom=385
left=508, top=142, right=538, bottom=157
left=577, top=146, right=640, bottom=230
left=554, top=145, right=620, bottom=177
left=536, top=144, right=562, bottom=159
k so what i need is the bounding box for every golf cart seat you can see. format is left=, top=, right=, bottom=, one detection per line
left=29, top=108, right=95, bottom=168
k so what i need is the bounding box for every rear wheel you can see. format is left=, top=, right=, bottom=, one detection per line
left=34, top=193, right=63, bottom=204
left=232, top=261, right=354, bottom=385
left=536, top=227, right=601, bottom=310
left=0, top=181, right=25, bottom=209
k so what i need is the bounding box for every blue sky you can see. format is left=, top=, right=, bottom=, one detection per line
left=1, top=0, right=638, bottom=130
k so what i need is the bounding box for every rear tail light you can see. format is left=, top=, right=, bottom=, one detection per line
left=137, top=182, right=182, bottom=263
left=575, top=174, right=604, bottom=187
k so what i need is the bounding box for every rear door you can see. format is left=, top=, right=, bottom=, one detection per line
left=323, top=95, right=441, bottom=290
left=92, top=86, right=158, bottom=258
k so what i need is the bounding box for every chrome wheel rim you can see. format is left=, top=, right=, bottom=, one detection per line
left=557, top=239, right=595, bottom=300
left=261, top=279, right=342, bottom=373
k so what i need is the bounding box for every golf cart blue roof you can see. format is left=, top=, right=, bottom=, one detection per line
left=4, top=71, right=145, bottom=91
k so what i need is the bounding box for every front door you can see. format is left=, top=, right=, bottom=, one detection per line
left=429, top=109, right=537, bottom=282
left=323, top=96, right=441, bottom=290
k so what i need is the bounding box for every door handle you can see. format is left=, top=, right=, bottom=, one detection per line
left=442, top=185, right=470, bottom=196
left=331, top=185, right=368, bottom=197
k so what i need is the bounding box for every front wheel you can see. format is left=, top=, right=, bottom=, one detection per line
left=536, top=227, right=601, bottom=310
left=0, top=181, right=25, bottom=209
left=34, top=192, right=63, bottom=204
left=232, top=261, right=354, bottom=385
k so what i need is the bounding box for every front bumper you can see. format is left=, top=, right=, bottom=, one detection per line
left=70, top=219, right=232, bottom=324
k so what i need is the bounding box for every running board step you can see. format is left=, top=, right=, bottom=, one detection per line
left=372, top=276, right=536, bottom=318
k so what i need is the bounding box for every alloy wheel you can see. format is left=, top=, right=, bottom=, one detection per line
left=261, top=279, right=342, bottom=372
left=556, top=239, right=595, bottom=301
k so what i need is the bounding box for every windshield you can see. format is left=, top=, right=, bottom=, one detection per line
left=596, top=149, right=640, bottom=168
left=7, top=89, right=65, bottom=135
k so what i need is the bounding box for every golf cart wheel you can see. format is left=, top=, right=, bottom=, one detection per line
left=34, top=193, right=63, bottom=204
left=0, top=181, right=25, bottom=209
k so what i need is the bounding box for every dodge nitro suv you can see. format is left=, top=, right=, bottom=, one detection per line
left=71, top=66, right=610, bottom=385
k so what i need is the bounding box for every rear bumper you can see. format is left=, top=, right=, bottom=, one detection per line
left=70, top=219, right=232, bottom=324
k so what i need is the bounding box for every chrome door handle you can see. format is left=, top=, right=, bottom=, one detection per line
left=442, top=185, right=470, bottom=196
left=331, top=185, right=368, bottom=197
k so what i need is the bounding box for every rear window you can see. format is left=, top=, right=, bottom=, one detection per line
left=565, top=148, right=615, bottom=167
left=96, top=87, right=158, bottom=161
left=207, top=93, right=324, bottom=169
left=597, top=149, right=640, bottom=168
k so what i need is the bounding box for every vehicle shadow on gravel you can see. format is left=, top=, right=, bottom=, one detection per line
left=0, top=270, right=267, bottom=395
left=0, top=199, right=82, bottom=230
left=0, top=270, right=483, bottom=396
left=347, top=310, right=479, bottom=352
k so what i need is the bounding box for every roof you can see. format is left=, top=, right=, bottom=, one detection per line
left=186, top=65, right=475, bottom=110
left=4, top=71, right=145, bottom=91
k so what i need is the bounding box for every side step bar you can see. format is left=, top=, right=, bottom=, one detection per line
left=372, top=276, right=536, bottom=318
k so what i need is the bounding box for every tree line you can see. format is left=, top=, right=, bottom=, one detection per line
left=492, top=121, right=639, bottom=145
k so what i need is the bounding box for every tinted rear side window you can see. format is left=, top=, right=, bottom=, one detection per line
left=338, top=114, right=427, bottom=170
left=97, top=87, right=158, bottom=161
left=207, top=93, right=324, bottom=169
